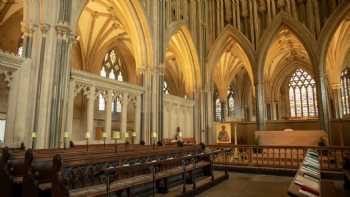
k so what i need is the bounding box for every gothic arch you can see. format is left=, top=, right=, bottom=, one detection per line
left=207, top=25, right=255, bottom=100
left=207, top=25, right=255, bottom=83
left=271, top=60, right=314, bottom=102
left=257, top=12, right=319, bottom=84
left=164, top=25, right=201, bottom=96
left=320, top=3, right=350, bottom=86
left=165, top=20, right=188, bottom=47
left=71, top=0, right=154, bottom=71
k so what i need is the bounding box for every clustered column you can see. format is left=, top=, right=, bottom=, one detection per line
left=86, top=86, right=96, bottom=138
left=121, top=93, right=129, bottom=141
left=104, top=90, right=113, bottom=141
left=331, top=84, right=343, bottom=119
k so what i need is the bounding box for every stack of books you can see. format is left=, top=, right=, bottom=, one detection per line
left=290, top=149, right=321, bottom=197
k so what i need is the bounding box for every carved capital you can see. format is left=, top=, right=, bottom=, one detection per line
left=40, top=23, right=51, bottom=36
left=55, top=24, right=72, bottom=41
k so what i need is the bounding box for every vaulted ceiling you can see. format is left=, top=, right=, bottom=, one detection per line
left=264, top=26, right=312, bottom=84
left=0, top=0, right=22, bottom=25
left=212, top=37, right=253, bottom=101
left=77, top=0, right=132, bottom=72
left=326, top=15, right=350, bottom=85
left=165, top=27, right=200, bottom=97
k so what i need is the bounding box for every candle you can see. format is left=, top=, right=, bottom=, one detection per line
left=32, top=132, right=37, bottom=138
left=124, top=132, right=129, bottom=138
left=85, top=132, right=91, bottom=139
left=132, top=131, right=136, bottom=137
left=102, top=132, right=107, bottom=138
left=64, top=132, right=69, bottom=138
left=152, top=132, right=157, bottom=138
left=113, top=131, right=121, bottom=139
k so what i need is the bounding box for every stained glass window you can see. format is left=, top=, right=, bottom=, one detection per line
left=341, top=68, right=350, bottom=116
left=289, top=68, right=318, bottom=118
left=227, top=86, right=235, bottom=116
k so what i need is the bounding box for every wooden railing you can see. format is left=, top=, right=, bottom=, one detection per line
left=209, top=145, right=350, bottom=171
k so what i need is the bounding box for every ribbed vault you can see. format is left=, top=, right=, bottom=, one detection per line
left=212, top=37, right=253, bottom=101
left=325, top=14, right=350, bottom=85
left=165, top=26, right=200, bottom=97
left=75, top=0, right=153, bottom=76
left=264, top=26, right=312, bottom=85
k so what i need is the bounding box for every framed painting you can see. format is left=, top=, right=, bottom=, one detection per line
left=216, top=123, right=231, bottom=144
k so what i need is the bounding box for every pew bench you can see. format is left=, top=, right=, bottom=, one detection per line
left=52, top=152, right=214, bottom=197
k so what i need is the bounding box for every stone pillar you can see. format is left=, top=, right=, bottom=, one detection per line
left=255, top=82, right=266, bottom=131
left=65, top=79, right=75, bottom=137
left=104, top=90, right=113, bottom=140
left=121, top=93, right=129, bottom=140
left=330, top=84, right=342, bottom=119
left=134, top=94, right=141, bottom=143
left=86, top=86, right=96, bottom=139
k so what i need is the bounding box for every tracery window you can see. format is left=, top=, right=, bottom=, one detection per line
left=99, top=49, right=124, bottom=112
left=101, top=49, right=124, bottom=81
left=227, top=86, right=235, bottom=117
left=340, top=68, right=350, bottom=116
left=289, top=68, right=318, bottom=118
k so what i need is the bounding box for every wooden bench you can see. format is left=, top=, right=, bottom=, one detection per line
left=344, top=154, right=350, bottom=189
left=1, top=144, right=199, bottom=197
left=51, top=151, right=219, bottom=197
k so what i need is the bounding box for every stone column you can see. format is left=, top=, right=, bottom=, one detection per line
left=255, top=82, right=266, bottom=131
left=121, top=93, right=129, bottom=140
left=65, top=79, right=75, bottom=137
left=330, top=84, right=342, bottom=119
left=134, top=94, right=141, bottom=143
left=105, top=90, right=113, bottom=140
left=86, top=86, right=96, bottom=140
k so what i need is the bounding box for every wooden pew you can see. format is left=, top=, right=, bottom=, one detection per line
left=1, top=144, right=196, bottom=197
left=22, top=145, right=201, bottom=197
left=344, top=154, right=350, bottom=189
left=51, top=149, right=216, bottom=197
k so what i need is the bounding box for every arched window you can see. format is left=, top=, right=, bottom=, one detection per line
left=341, top=68, right=350, bottom=116
left=227, top=86, right=235, bottom=116
left=17, top=35, right=24, bottom=57
left=98, top=94, right=105, bottom=111
left=99, top=49, right=125, bottom=111
left=163, top=81, right=169, bottom=95
left=215, top=98, right=222, bottom=121
left=289, top=68, right=318, bottom=118
left=100, top=49, right=124, bottom=81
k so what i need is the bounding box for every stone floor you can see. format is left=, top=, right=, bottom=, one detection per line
left=109, top=171, right=349, bottom=197
left=198, top=172, right=292, bottom=197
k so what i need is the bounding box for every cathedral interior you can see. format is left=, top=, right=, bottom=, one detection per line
left=1, top=0, right=350, bottom=196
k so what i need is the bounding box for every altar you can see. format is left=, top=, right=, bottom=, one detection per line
left=255, top=130, right=328, bottom=146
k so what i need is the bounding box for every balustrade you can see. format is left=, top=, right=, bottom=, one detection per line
left=209, top=144, right=350, bottom=171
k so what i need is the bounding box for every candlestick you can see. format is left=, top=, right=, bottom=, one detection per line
left=85, top=132, right=91, bottom=139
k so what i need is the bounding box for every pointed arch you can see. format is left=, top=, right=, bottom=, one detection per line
left=320, top=3, right=350, bottom=86
left=164, top=25, right=201, bottom=96
left=207, top=25, right=255, bottom=100
left=257, top=12, right=319, bottom=84
left=72, top=0, right=154, bottom=71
